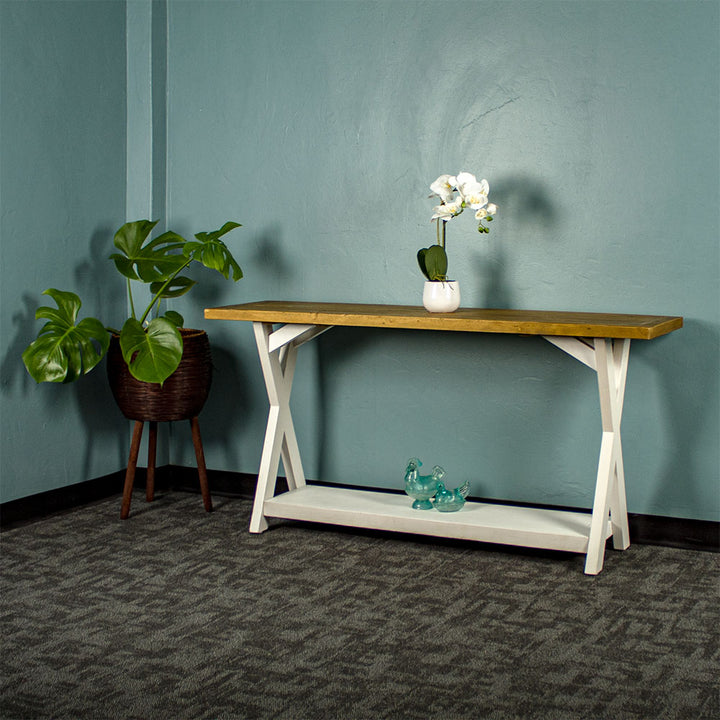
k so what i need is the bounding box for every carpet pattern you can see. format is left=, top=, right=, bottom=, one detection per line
left=1, top=491, right=718, bottom=719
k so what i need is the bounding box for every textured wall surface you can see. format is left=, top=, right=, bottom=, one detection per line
left=166, top=1, right=718, bottom=521
left=2, top=1, right=718, bottom=522
left=0, top=1, right=127, bottom=502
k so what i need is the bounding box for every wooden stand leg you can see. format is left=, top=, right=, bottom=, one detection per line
left=146, top=421, right=157, bottom=502
left=121, top=420, right=144, bottom=520
left=190, top=417, right=212, bottom=512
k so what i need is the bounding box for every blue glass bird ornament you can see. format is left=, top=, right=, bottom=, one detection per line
left=431, top=479, right=470, bottom=512
left=404, top=457, right=446, bottom=510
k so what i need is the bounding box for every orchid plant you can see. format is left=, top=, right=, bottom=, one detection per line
left=417, top=172, right=497, bottom=282
left=22, top=219, right=243, bottom=386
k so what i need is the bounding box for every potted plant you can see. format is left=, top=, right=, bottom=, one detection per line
left=22, top=218, right=242, bottom=386
left=21, top=219, right=243, bottom=518
left=417, top=172, right=497, bottom=312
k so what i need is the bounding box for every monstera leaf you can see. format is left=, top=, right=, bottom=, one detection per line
left=110, top=220, right=186, bottom=283
left=162, top=310, right=184, bottom=328
left=22, top=289, right=110, bottom=383
left=119, top=317, right=183, bottom=385
left=22, top=219, right=243, bottom=387
left=149, top=275, right=197, bottom=300
left=183, top=221, right=243, bottom=280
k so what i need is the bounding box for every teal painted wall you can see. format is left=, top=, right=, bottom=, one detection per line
left=166, top=1, right=719, bottom=521
left=2, top=1, right=718, bottom=524
left=0, top=1, right=127, bottom=502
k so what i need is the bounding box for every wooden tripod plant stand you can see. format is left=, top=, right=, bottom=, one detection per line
left=120, top=417, right=212, bottom=519
left=107, top=329, right=215, bottom=520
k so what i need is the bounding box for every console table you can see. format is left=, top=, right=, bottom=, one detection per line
left=205, top=301, right=682, bottom=574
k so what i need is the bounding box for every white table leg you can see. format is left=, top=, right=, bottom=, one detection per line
left=584, top=337, right=631, bottom=574
left=543, top=336, right=631, bottom=574
left=250, top=321, right=329, bottom=533
left=251, top=325, right=632, bottom=574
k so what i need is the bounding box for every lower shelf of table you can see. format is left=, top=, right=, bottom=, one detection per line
left=262, top=485, right=612, bottom=554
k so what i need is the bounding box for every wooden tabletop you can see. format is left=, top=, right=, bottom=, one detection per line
left=205, top=301, right=683, bottom=340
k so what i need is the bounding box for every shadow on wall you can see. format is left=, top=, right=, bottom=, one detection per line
left=1, top=293, right=40, bottom=392
left=312, top=325, right=598, bottom=505
left=492, top=175, right=558, bottom=232
left=67, top=226, right=131, bottom=476
left=314, top=326, right=389, bottom=483
left=195, top=341, right=255, bottom=471
left=187, top=224, right=292, bottom=311
left=644, top=320, right=720, bottom=519
left=2, top=226, right=132, bottom=482
left=474, top=174, right=558, bottom=308
left=251, top=225, right=294, bottom=282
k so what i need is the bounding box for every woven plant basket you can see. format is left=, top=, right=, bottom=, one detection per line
left=107, top=329, right=212, bottom=422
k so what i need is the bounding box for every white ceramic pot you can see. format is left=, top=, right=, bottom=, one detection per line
left=423, top=280, right=461, bottom=313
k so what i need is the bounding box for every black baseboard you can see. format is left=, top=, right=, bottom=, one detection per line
left=2, top=467, right=718, bottom=552
left=0, top=466, right=263, bottom=531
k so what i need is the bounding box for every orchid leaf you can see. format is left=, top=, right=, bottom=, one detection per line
left=22, top=288, right=110, bottom=383
left=119, top=317, right=183, bottom=385
left=417, top=249, right=430, bottom=281
left=418, top=245, right=448, bottom=281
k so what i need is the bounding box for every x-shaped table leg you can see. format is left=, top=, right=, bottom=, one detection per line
left=585, top=337, right=631, bottom=574
left=544, top=335, right=631, bottom=574
left=250, top=321, right=329, bottom=533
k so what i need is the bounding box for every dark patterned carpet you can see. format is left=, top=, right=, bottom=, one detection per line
left=1, top=491, right=718, bottom=720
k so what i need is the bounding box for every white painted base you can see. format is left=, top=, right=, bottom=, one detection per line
left=248, top=319, right=632, bottom=575
left=264, top=485, right=613, bottom=555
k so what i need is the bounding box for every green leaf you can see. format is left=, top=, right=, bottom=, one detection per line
left=21, top=289, right=110, bottom=383
left=119, top=317, right=183, bottom=385
left=110, top=221, right=186, bottom=284
left=149, top=275, right=197, bottom=299
left=162, top=310, right=185, bottom=328
left=418, top=245, right=448, bottom=281
left=185, top=222, right=243, bottom=280
left=417, top=248, right=430, bottom=280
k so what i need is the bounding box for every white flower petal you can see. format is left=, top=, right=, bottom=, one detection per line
left=430, top=174, right=455, bottom=203
left=455, top=172, right=478, bottom=189
left=431, top=197, right=464, bottom=221
left=431, top=204, right=455, bottom=221
left=462, top=189, right=488, bottom=210
left=486, top=203, right=497, bottom=215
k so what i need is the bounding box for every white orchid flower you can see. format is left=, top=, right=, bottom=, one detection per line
left=432, top=196, right=464, bottom=221
left=457, top=176, right=490, bottom=209
left=461, top=187, right=488, bottom=210
left=475, top=203, right=497, bottom=220
left=455, top=172, right=479, bottom=190
left=430, top=174, right=457, bottom=203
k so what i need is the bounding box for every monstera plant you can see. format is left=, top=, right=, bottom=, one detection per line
left=22, top=219, right=243, bottom=386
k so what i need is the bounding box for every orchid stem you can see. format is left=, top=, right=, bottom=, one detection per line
left=436, top=218, right=446, bottom=249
